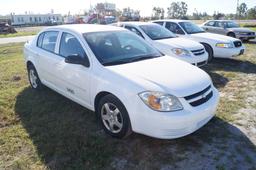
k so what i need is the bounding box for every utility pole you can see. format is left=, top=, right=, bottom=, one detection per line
left=236, top=0, right=239, bottom=20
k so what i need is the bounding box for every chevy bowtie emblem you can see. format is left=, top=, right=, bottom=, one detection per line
left=202, top=93, right=207, bottom=98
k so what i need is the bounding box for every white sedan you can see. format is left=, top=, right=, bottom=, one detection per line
left=113, top=22, right=209, bottom=67
left=152, top=20, right=245, bottom=61
left=24, top=24, right=219, bottom=139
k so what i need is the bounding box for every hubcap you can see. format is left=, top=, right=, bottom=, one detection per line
left=101, top=103, right=123, bottom=133
left=29, top=69, right=38, bottom=88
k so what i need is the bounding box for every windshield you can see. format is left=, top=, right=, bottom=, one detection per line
left=139, top=24, right=176, bottom=40
left=224, top=21, right=239, bottom=28
left=179, top=22, right=205, bottom=34
left=84, top=31, right=162, bottom=66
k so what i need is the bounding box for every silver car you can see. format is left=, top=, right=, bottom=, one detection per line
left=201, top=20, right=256, bottom=41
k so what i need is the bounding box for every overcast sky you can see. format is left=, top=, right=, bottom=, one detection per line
left=0, top=0, right=255, bottom=16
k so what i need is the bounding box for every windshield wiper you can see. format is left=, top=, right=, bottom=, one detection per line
left=154, top=36, right=175, bottom=40
left=102, top=59, right=131, bottom=66
left=102, top=54, right=161, bottom=66
left=190, top=31, right=205, bottom=34
left=128, top=54, right=161, bottom=62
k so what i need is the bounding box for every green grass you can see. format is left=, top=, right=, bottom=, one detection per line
left=249, top=27, right=256, bottom=32
left=0, top=43, right=256, bottom=169
left=0, top=31, right=37, bottom=38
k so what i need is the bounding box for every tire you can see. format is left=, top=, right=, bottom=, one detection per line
left=227, top=32, right=236, bottom=38
left=202, top=43, right=213, bottom=62
left=27, top=64, right=44, bottom=90
left=97, top=94, right=132, bottom=139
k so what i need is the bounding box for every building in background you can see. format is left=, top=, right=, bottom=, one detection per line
left=10, top=13, right=63, bottom=26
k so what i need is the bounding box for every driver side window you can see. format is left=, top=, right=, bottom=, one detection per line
left=59, top=32, right=86, bottom=58
left=165, top=22, right=185, bottom=35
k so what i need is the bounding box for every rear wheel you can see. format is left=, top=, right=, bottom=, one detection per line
left=201, top=43, right=213, bottom=62
left=27, top=64, right=43, bottom=90
left=97, top=94, right=132, bottom=138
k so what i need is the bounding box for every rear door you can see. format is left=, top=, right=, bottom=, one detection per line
left=214, top=21, right=226, bottom=35
left=36, top=31, right=61, bottom=88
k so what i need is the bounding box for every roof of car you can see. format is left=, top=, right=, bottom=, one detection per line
left=206, top=20, right=235, bottom=22
left=152, top=19, right=190, bottom=23
left=117, top=21, right=157, bottom=26
left=44, top=24, right=125, bottom=34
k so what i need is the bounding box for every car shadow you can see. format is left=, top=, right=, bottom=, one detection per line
left=15, top=87, right=256, bottom=169
left=244, top=40, right=256, bottom=44
left=202, top=58, right=256, bottom=74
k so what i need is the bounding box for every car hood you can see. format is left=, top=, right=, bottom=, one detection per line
left=106, top=56, right=211, bottom=97
left=191, top=32, right=238, bottom=42
left=154, top=37, right=203, bottom=50
left=227, top=27, right=254, bottom=33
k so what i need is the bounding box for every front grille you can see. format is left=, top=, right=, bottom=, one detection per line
left=233, top=41, right=242, bottom=48
left=184, top=85, right=213, bottom=107
left=191, top=48, right=205, bottom=56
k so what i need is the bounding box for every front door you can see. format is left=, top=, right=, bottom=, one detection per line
left=55, top=32, right=91, bottom=106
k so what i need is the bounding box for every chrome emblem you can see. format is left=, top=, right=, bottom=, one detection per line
left=201, top=93, right=207, bottom=99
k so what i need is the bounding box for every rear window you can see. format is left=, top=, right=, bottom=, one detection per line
left=154, top=22, right=164, bottom=26
left=37, top=33, right=44, bottom=47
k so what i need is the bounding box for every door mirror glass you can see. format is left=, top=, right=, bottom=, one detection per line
left=65, top=54, right=89, bottom=67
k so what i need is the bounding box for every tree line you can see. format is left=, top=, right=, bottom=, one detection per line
left=151, top=1, right=256, bottom=20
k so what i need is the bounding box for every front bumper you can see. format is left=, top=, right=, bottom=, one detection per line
left=214, top=45, right=245, bottom=58
left=235, top=33, right=256, bottom=40
left=128, top=87, right=219, bottom=139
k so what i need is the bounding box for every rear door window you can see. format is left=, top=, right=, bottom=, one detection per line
left=41, top=31, right=58, bottom=53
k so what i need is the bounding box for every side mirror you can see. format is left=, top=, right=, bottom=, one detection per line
left=65, top=54, right=90, bottom=67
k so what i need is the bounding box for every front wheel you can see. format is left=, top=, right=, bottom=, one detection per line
left=202, top=43, right=213, bottom=62
left=97, top=94, right=132, bottom=139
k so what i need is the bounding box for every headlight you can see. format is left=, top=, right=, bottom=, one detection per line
left=171, top=48, right=191, bottom=57
left=139, top=91, right=183, bottom=112
left=215, top=43, right=233, bottom=48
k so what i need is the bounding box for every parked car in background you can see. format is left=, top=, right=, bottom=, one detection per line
left=0, top=22, right=16, bottom=34
left=153, top=20, right=245, bottom=61
left=201, top=20, right=256, bottom=41
left=113, top=22, right=208, bottom=67
left=24, top=24, right=219, bottom=139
